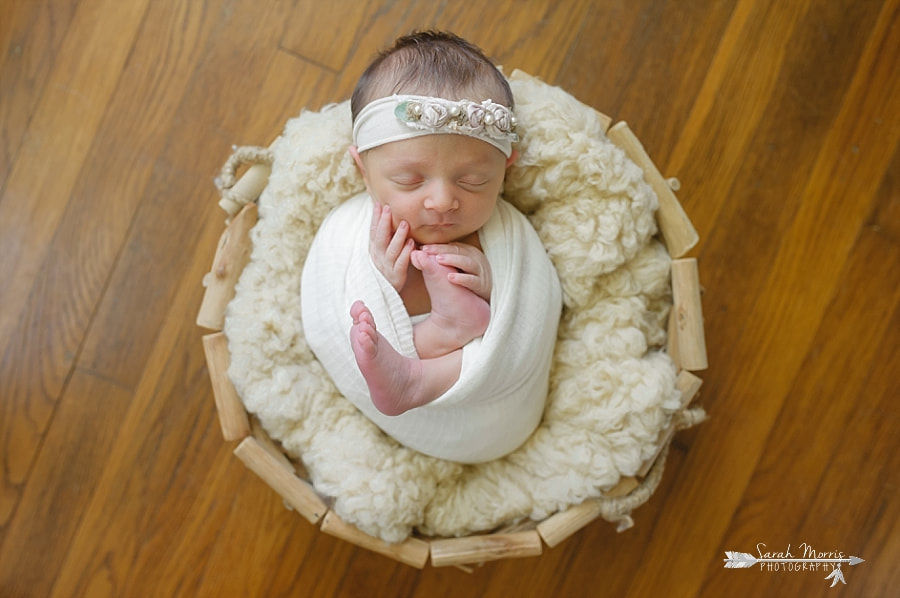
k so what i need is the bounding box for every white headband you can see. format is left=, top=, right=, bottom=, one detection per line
left=353, top=95, right=519, bottom=157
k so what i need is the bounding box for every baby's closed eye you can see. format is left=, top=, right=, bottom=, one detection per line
left=390, top=176, right=423, bottom=188
left=458, top=177, right=489, bottom=188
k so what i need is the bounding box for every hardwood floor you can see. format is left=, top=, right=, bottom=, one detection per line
left=1, top=0, right=897, bottom=596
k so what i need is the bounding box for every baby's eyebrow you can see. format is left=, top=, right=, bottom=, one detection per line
left=381, top=149, right=499, bottom=174
left=386, top=160, right=490, bottom=174
left=383, top=157, right=427, bottom=170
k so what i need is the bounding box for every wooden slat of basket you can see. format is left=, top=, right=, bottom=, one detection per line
left=667, top=308, right=682, bottom=370
left=430, top=531, right=542, bottom=567
left=606, top=121, right=699, bottom=258
left=217, top=162, right=271, bottom=217
left=596, top=110, right=613, bottom=134
left=535, top=474, right=641, bottom=549
left=671, top=258, right=708, bottom=371
left=196, top=202, right=257, bottom=331
left=249, top=417, right=299, bottom=474
left=604, top=475, right=640, bottom=498
left=233, top=437, right=327, bottom=525
left=674, top=370, right=704, bottom=406
left=536, top=499, right=604, bottom=548
left=202, top=332, right=250, bottom=441
left=319, top=511, right=430, bottom=569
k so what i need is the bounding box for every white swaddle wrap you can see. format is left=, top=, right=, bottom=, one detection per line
left=301, top=193, right=562, bottom=463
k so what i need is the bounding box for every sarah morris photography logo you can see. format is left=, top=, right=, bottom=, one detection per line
left=724, top=543, right=865, bottom=588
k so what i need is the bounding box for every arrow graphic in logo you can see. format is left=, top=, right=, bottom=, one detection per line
left=724, top=551, right=865, bottom=588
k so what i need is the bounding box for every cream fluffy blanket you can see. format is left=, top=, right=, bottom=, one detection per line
left=225, top=71, right=682, bottom=542
left=301, top=193, right=562, bottom=463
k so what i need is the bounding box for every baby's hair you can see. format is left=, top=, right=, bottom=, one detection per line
left=351, top=30, right=514, bottom=123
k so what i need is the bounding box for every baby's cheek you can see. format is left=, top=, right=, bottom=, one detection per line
left=388, top=203, right=415, bottom=229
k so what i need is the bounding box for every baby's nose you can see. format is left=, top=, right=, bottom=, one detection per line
left=424, top=182, right=458, bottom=212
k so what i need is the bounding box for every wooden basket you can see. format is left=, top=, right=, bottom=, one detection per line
left=196, top=117, right=707, bottom=570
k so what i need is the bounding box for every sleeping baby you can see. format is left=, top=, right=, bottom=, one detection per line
left=301, top=31, right=562, bottom=463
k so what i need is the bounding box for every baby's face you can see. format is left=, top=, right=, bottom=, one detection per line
left=352, top=135, right=514, bottom=245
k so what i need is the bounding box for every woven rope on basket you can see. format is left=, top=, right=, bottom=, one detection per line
left=197, top=94, right=708, bottom=569
left=213, top=145, right=273, bottom=219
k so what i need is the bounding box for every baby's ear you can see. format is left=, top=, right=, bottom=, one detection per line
left=505, top=149, right=519, bottom=169
left=349, top=145, right=364, bottom=171
left=349, top=145, right=371, bottom=188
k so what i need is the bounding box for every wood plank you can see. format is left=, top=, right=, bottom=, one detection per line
left=660, top=0, right=779, bottom=189
left=177, top=457, right=323, bottom=598
left=477, top=535, right=583, bottom=598
left=283, top=532, right=360, bottom=597
left=77, top=0, right=295, bottom=389
left=0, top=0, right=154, bottom=529
left=0, top=0, right=229, bottom=529
left=854, top=451, right=900, bottom=597
left=687, top=0, right=891, bottom=415
left=758, top=300, right=900, bottom=597
left=436, top=0, right=593, bottom=80
left=36, top=3, right=309, bottom=595
left=0, top=371, right=132, bottom=597
left=708, top=117, right=900, bottom=597
left=280, top=0, right=370, bottom=71
left=46, top=216, right=228, bottom=597
left=0, top=0, right=149, bottom=363
left=625, top=0, right=900, bottom=594
left=0, top=0, right=77, bottom=185
left=327, top=0, right=446, bottom=102
left=238, top=49, right=338, bottom=141
left=700, top=192, right=900, bottom=595
left=558, top=0, right=738, bottom=159
left=139, top=447, right=262, bottom=597
left=332, top=550, right=419, bottom=598
left=323, top=0, right=593, bottom=104
left=669, top=0, right=884, bottom=241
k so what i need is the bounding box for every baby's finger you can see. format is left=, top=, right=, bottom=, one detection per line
left=433, top=252, right=480, bottom=274
left=371, top=203, right=395, bottom=248
left=369, top=202, right=384, bottom=238
left=384, top=220, right=410, bottom=259
left=396, top=236, right=415, bottom=268
left=447, top=272, right=490, bottom=299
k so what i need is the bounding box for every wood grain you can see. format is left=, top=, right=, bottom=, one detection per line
left=0, top=0, right=151, bottom=527
left=1, top=0, right=897, bottom=595
left=0, top=0, right=149, bottom=357
left=281, top=0, right=371, bottom=72
left=0, top=0, right=77, bottom=186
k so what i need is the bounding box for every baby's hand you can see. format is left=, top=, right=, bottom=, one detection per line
left=369, top=202, right=415, bottom=291
left=420, top=243, right=492, bottom=301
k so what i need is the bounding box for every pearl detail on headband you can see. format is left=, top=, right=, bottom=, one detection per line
left=394, top=98, right=518, bottom=142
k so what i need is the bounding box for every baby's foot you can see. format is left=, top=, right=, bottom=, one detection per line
left=412, top=250, right=490, bottom=348
left=350, top=301, right=428, bottom=416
